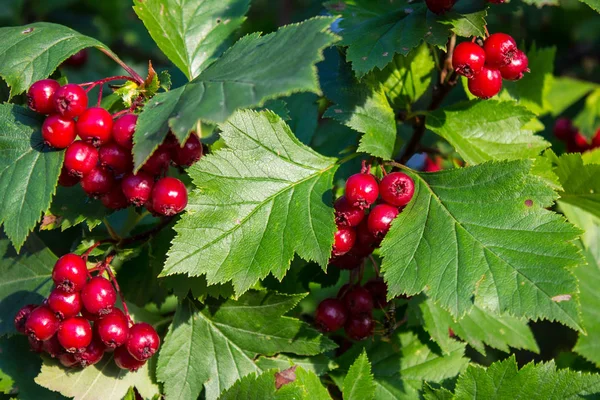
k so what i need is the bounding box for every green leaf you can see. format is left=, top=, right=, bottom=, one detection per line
left=426, top=100, right=549, bottom=164
left=132, top=16, right=338, bottom=169
left=380, top=160, right=583, bottom=329
left=438, top=9, right=486, bottom=38
left=578, top=0, right=600, bottom=12
left=163, top=274, right=234, bottom=301
left=574, top=88, right=600, bottom=139
left=553, top=153, right=600, bottom=219
left=520, top=0, right=559, bottom=6
left=0, top=104, right=63, bottom=251
left=162, top=110, right=338, bottom=294
left=0, top=22, right=114, bottom=96
left=285, top=93, right=319, bottom=145
left=343, top=350, right=375, bottom=400
left=43, top=185, right=111, bottom=231
left=546, top=77, right=598, bottom=117
left=255, top=355, right=336, bottom=377
left=133, top=0, right=250, bottom=80
left=156, top=292, right=336, bottom=400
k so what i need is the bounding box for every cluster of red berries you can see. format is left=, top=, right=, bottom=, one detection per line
left=425, top=0, right=504, bottom=15
left=14, top=253, right=159, bottom=371
left=453, top=33, right=529, bottom=99
left=27, top=78, right=200, bottom=216
left=554, top=118, right=600, bottom=153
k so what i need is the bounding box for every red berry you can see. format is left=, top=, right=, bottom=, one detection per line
left=42, top=115, right=77, bottom=149
left=112, top=114, right=138, bottom=150
left=452, top=42, right=486, bottom=78
left=81, top=167, right=116, bottom=197
left=151, top=177, right=188, bottom=216
left=101, top=186, right=129, bottom=210
left=379, top=172, right=415, bottom=207
left=48, top=289, right=82, bottom=320
left=54, top=84, right=88, bottom=119
left=58, top=166, right=80, bottom=187
left=592, top=129, right=600, bottom=148
left=77, top=107, right=113, bottom=146
left=29, top=336, right=44, bottom=353
left=342, top=286, right=374, bottom=315
left=567, top=132, right=590, bottom=153
left=425, top=0, right=456, bottom=14
left=499, top=50, right=529, bottom=81
left=345, top=314, right=374, bottom=340
left=468, top=67, right=502, bottom=99
left=80, top=307, right=100, bottom=322
left=483, top=33, right=517, bottom=68
left=14, top=304, right=37, bottom=334
left=114, top=345, right=146, bottom=371
left=25, top=306, right=60, bottom=341
left=337, top=283, right=352, bottom=298
left=64, top=141, right=99, bottom=178
left=27, top=79, right=60, bottom=114
left=142, top=146, right=171, bottom=175
left=487, top=0, right=505, bottom=3
left=423, top=155, right=442, bottom=172
left=367, top=204, right=399, bottom=238
left=96, top=308, right=130, bottom=349
left=364, top=278, right=388, bottom=309
left=99, top=143, right=133, bottom=174
left=329, top=252, right=364, bottom=270
left=58, top=317, right=93, bottom=353
left=42, top=334, right=64, bottom=358
left=334, top=196, right=365, bottom=227
left=554, top=118, right=575, bottom=141
left=81, top=276, right=117, bottom=316
left=315, top=299, right=347, bottom=332
left=75, top=335, right=105, bottom=367
left=122, top=172, right=154, bottom=206
left=345, top=173, right=379, bottom=209
left=172, top=133, right=203, bottom=167
left=126, top=322, right=160, bottom=361
left=64, top=49, right=88, bottom=67
left=52, top=253, right=88, bottom=293
left=333, top=227, right=356, bottom=256
left=59, top=352, right=79, bottom=368
left=355, top=219, right=380, bottom=250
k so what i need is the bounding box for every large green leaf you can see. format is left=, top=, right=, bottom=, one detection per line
left=162, top=110, right=338, bottom=294
left=133, top=0, right=250, bottom=80
left=574, top=88, right=600, bottom=139
left=380, top=161, right=583, bottom=329
left=0, top=22, right=114, bottom=96
left=553, top=153, right=600, bottom=219
left=132, top=17, right=338, bottom=169
left=578, top=0, right=600, bottom=13
left=343, top=350, right=375, bottom=400
left=255, top=354, right=336, bottom=377
left=156, top=292, right=336, bottom=400
left=425, top=100, right=549, bottom=165
left=43, top=185, right=111, bottom=231
left=546, top=77, right=598, bottom=117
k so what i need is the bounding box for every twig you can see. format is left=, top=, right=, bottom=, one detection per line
left=98, top=48, right=145, bottom=85
left=102, top=255, right=133, bottom=326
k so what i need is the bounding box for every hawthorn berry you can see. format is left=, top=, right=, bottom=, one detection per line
left=58, top=167, right=80, bottom=187
left=14, top=304, right=37, bottom=334
left=364, top=278, right=388, bottom=309
left=172, top=133, right=203, bottom=167
left=48, top=289, right=82, bottom=320
left=99, top=142, right=133, bottom=174
left=52, top=253, right=88, bottom=293
left=567, top=132, right=590, bottom=153
left=424, top=155, right=442, bottom=172
left=112, top=114, right=138, bottom=150
left=142, top=146, right=171, bottom=175
left=101, top=186, right=129, bottom=210
left=42, top=114, right=77, bottom=149
left=77, top=107, right=113, bottom=146
left=126, top=322, right=160, bottom=361
left=342, top=286, right=374, bottom=315
left=81, top=167, right=116, bottom=197
left=467, top=67, right=502, bottom=99
left=27, top=79, right=60, bottom=114
left=337, top=283, right=351, bottom=298
left=592, top=129, right=600, bottom=148
left=345, top=173, right=379, bottom=209
left=80, top=307, right=100, bottom=322
left=122, top=172, right=154, bottom=206
left=42, top=334, right=64, bottom=358
left=75, top=335, right=105, bottom=367
left=96, top=308, right=130, bottom=348
left=58, top=352, right=79, bottom=368
left=64, top=141, right=99, bottom=178
left=499, top=50, right=529, bottom=81
left=333, top=227, right=356, bottom=256
left=452, top=42, right=486, bottom=78
left=25, top=305, right=60, bottom=341
left=554, top=118, right=576, bottom=141
left=81, top=276, right=117, bottom=315
left=315, top=298, right=347, bottom=332
left=54, top=83, right=88, bottom=119
left=58, top=316, right=93, bottom=353
left=329, top=252, right=364, bottom=270
left=425, top=0, right=456, bottom=14
left=334, top=196, right=365, bottom=227
left=29, top=336, right=44, bottom=353
left=379, top=172, right=415, bottom=207
left=64, top=49, right=88, bottom=67
left=345, top=314, right=374, bottom=341
left=151, top=177, right=188, bottom=216
left=367, top=204, right=399, bottom=237
left=483, top=33, right=517, bottom=68
left=114, top=345, right=146, bottom=372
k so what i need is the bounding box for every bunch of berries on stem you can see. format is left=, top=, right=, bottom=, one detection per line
left=553, top=118, right=600, bottom=153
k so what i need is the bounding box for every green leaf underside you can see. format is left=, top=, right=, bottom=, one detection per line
left=0, top=104, right=63, bottom=252
left=156, top=292, right=336, bottom=400
left=380, top=160, right=583, bottom=329
left=0, top=22, right=113, bottom=96
left=162, top=110, right=338, bottom=294
left=133, top=0, right=250, bottom=80
left=132, top=16, right=338, bottom=169
left=343, top=350, right=375, bottom=400
left=44, top=185, right=111, bottom=231
left=554, top=153, right=600, bottom=219
left=426, top=100, right=549, bottom=165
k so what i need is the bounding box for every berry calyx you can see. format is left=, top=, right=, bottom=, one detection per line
left=76, top=107, right=113, bottom=146
left=364, top=278, right=388, bottom=309
left=379, top=172, right=415, bottom=207
left=467, top=66, right=502, bottom=99
left=53, top=83, right=88, bottom=119
left=64, top=141, right=99, bottom=178
left=112, top=114, right=138, bottom=150
left=48, top=289, right=82, bottom=320
left=172, top=133, right=203, bottom=167
left=100, top=186, right=129, bottom=210
left=25, top=305, right=60, bottom=341
left=367, top=204, right=399, bottom=237
left=425, top=0, right=457, bottom=14
left=42, top=115, right=77, bottom=149
left=315, top=298, right=347, bottom=332
left=151, top=177, right=188, bottom=216
left=81, top=167, right=116, bottom=197
left=499, top=49, right=529, bottom=81
left=554, top=118, right=576, bottom=141
left=27, top=79, right=60, bottom=114
left=114, top=345, right=146, bottom=372
left=99, top=142, right=133, bottom=174
left=122, top=172, right=154, bottom=206
left=75, top=335, right=105, bottom=367
left=345, top=314, right=374, bottom=341
left=126, top=322, right=160, bottom=361
left=334, top=196, right=365, bottom=227
left=57, top=316, right=93, bottom=353
left=96, top=308, right=130, bottom=349
left=333, top=227, right=356, bottom=256
left=142, top=146, right=171, bottom=175
left=452, top=42, right=486, bottom=78
left=81, top=276, right=117, bottom=316
left=52, top=253, right=88, bottom=293
left=345, top=173, right=379, bottom=209
left=483, top=33, right=517, bottom=68
left=14, top=304, right=37, bottom=334
left=342, top=286, right=374, bottom=315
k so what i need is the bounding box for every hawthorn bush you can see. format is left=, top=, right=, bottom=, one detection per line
left=1, top=0, right=600, bottom=399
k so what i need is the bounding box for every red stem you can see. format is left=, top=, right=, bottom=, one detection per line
left=98, top=48, right=145, bottom=85
left=82, top=239, right=115, bottom=261
left=102, top=256, right=133, bottom=326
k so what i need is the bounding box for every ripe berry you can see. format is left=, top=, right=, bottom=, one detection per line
left=59, top=352, right=79, bottom=368
left=58, top=167, right=80, bottom=187
left=337, top=283, right=351, bottom=298
left=355, top=219, right=380, bottom=250
left=27, top=79, right=60, bottom=114
left=58, top=317, right=92, bottom=353
left=333, top=227, right=356, bottom=256
left=14, top=304, right=37, bottom=334
left=81, top=167, right=116, bottom=197
left=42, top=334, right=64, bottom=358
left=101, top=186, right=129, bottom=210
left=96, top=308, right=130, bottom=349
left=64, top=141, right=99, bottom=178
left=329, top=252, right=364, bottom=270
left=567, top=132, right=590, bottom=153
left=452, top=42, right=486, bottom=78
left=25, top=305, right=60, bottom=341
left=172, top=133, right=203, bottom=167
left=52, top=253, right=88, bottom=293
left=64, top=49, right=88, bottom=67
left=81, top=276, right=117, bottom=316
left=315, top=298, right=347, bottom=332
left=345, top=314, right=374, bottom=341
left=112, top=114, right=138, bottom=149
left=75, top=335, right=105, bottom=367
left=77, top=107, right=113, bottom=146
left=424, top=155, right=442, bottom=172
left=151, top=177, right=188, bottom=216
left=468, top=67, right=502, bottom=99
left=379, top=172, right=415, bottom=207
left=80, top=307, right=100, bottom=322
left=42, top=115, right=77, bottom=149
left=592, top=129, right=600, bottom=148
left=54, top=83, right=88, bottom=118
left=342, top=286, right=374, bottom=315
left=554, top=118, right=576, bottom=141
left=364, top=278, right=388, bottom=309
left=334, top=196, right=365, bottom=227
left=29, top=336, right=44, bottom=353
left=368, top=204, right=399, bottom=238
left=48, top=289, right=82, bottom=320
left=483, top=33, right=517, bottom=68
left=425, top=0, right=456, bottom=13
left=499, top=50, right=529, bottom=81
left=142, top=146, right=171, bottom=175
left=114, top=345, right=146, bottom=371
left=122, top=172, right=154, bottom=206
left=99, top=143, right=132, bottom=174
left=345, top=173, right=379, bottom=209
left=126, top=322, right=160, bottom=361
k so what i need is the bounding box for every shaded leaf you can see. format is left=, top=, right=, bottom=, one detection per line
left=44, top=185, right=111, bottom=231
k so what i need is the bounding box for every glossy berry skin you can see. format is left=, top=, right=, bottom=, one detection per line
left=379, top=172, right=415, bottom=207
left=499, top=50, right=529, bottom=81
left=42, top=334, right=64, bottom=358
left=97, top=308, right=130, bottom=349
left=142, top=146, right=171, bottom=175
left=58, top=316, right=92, bottom=353
left=28, top=79, right=60, bottom=114
left=64, top=49, right=88, bottom=67
left=425, top=0, right=456, bottom=14
left=151, top=177, right=188, bottom=216
left=75, top=336, right=105, bottom=367
left=42, top=115, right=77, bottom=149
left=64, top=141, right=98, bottom=178
left=452, top=42, right=486, bottom=78
left=368, top=204, right=399, bottom=238
left=54, top=83, right=88, bottom=119
left=58, top=167, right=80, bottom=187
left=468, top=67, right=502, bottom=99
left=345, top=173, right=379, bottom=209
left=342, top=286, right=374, bottom=315
left=99, top=143, right=133, bottom=174
left=333, top=227, right=356, bottom=256
left=122, top=172, right=154, bottom=206
left=101, top=186, right=129, bottom=210
left=567, top=132, right=590, bottom=153
left=52, top=253, right=88, bottom=293
left=172, top=134, right=203, bottom=167
left=114, top=345, right=146, bottom=371
left=25, top=306, right=60, bottom=341
left=364, top=279, right=389, bottom=309
left=80, top=307, right=100, bottom=322
left=59, top=352, right=79, bottom=368
left=81, top=276, right=116, bottom=316
left=329, top=252, right=364, bottom=270
left=483, top=33, right=517, bottom=68
left=345, top=314, right=374, bottom=341
left=554, top=118, right=576, bottom=141
left=14, top=304, right=37, bottom=334
left=334, top=196, right=365, bottom=227
left=81, top=167, right=116, bottom=197
left=77, top=107, right=113, bottom=146
left=315, top=298, right=347, bottom=332
left=126, top=322, right=160, bottom=361
left=48, top=289, right=82, bottom=320
left=112, top=114, right=138, bottom=150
